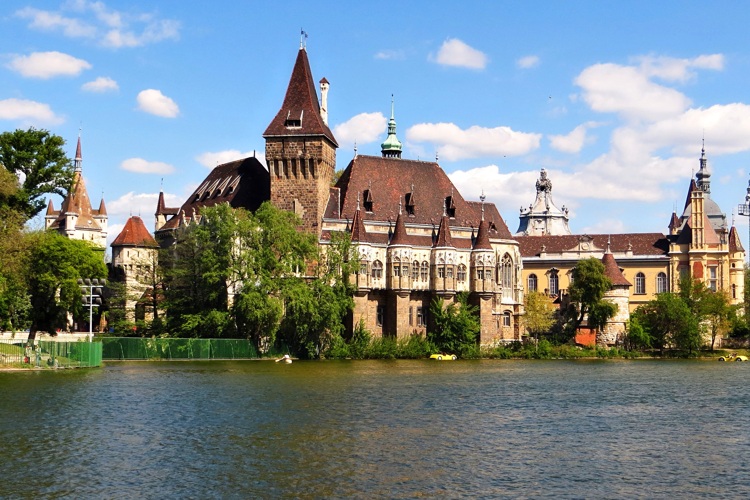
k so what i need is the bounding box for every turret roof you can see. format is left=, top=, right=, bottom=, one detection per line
left=601, top=250, right=631, bottom=287
left=111, top=216, right=158, bottom=248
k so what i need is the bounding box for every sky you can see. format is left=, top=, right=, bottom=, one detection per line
left=3, top=0, right=750, bottom=256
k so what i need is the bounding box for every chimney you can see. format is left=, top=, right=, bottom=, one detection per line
left=319, top=77, right=329, bottom=125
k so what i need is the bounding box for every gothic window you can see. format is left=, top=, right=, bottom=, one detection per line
left=549, top=271, right=559, bottom=296
left=359, top=263, right=368, bottom=275
left=416, top=307, right=425, bottom=326
left=457, top=264, right=467, bottom=282
left=446, top=266, right=454, bottom=278
left=656, top=272, right=668, bottom=294
left=501, top=254, right=513, bottom=299
left=635, top=272, right=646, bottom=295
left=438, top=266, right=445, bottom=279
left=393, top=264, right=401, bottom=277
left=421, top=261, right=429, bottom=281
left=376, top=306, right=384, bottom=326
left=477, top=268, right=484, bottom=280
left=503, top=311, right=511, bottom=327
left=528, top=274, right=538, bottom=292
left=372, top=260, right=383, bottom=279
left=412, top=261, right=420, bottom=280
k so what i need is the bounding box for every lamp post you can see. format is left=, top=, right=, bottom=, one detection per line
left=77, top=278, right=106, bottom=341
left=738, top=176, right=750, bottom=265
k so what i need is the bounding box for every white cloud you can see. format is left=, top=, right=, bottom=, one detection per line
left=431, top=38, right=488, bottom=70
left=548, top=123, right=598, bottom=154
left=634, top=54, right=724, bottom=83
left=406, top=122, right=541, bottom=161
left=0, top=98, right=64, bottom=125
left=121, top=158, right=175, bottom=174
left=15, top=1, right=179, bottom=49
left=6, top=51, right=91, bottom=79
left=136, top=89, right=179, bottom=118
left=195, top=150, right=264, bottom=169
left=374, top=50, right=406, bottom=60
left=575, top=63, right=691, bottom=122
left=517, top=55, right=540, bottom=69
left=81, top=76, right=119, bottom=92
left=332, top=112, right=388, bottom=151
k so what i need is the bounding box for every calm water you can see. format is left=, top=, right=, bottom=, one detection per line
left=1, top=360, right=749, bottom=499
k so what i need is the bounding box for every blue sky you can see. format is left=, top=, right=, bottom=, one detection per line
left=3, top=1, right=750, bottom=254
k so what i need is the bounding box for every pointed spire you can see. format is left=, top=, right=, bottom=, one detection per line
left=97, top=197, right=107, bottom=216
left=729, top=225, right=745, bottom=253
left=601, top=251, right=631, bottom=287
left=389, top=212, right=409, bottom=245
left=433, top=215, right=454, bottom=248
left=381, top=94, right=403, bottom=158
left=696, top=140, right=711, bottom=194
left=350, top=202, right=368, bottom=243
left=74, top=132, right=82, bottom=172
left=46, top=199, right=55, bottom=215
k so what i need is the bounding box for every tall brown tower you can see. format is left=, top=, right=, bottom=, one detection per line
left=263, top=46, right=338, bottom=235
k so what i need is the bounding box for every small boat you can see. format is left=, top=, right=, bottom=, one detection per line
left=718, top=353, right=748, bottom=362
left=276, top=354, right=292, bottom=364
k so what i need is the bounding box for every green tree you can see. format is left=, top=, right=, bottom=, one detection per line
left=0, top=168, right=30, bottom=331
left=622, top=316, right=651, bottom=351
left=25, top=231, right=107, bottom=338
left=428, top=292, right=480, bottom=356
left=634, top=293, right=701, bottom=355
left=701, top=290, right=732, bottom=351
left=523, top=291, right=556, bottom=340
left=567, top=258, right=614, bottom=332
left=0, top=128, right=74, bottom=219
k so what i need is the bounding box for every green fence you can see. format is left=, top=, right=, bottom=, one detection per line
left=100, top=337, right=261, bottom=360
left=0, top=339, right=102, bottom=368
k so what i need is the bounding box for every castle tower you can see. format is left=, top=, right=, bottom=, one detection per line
left=599, top=241, right=631, bottom=346
left=263, top=44, right=338, bottom=236
left=111, top=216, right=159, bottom=321
left=516, top=169, right=571, bottom=236
left=381, top=96, right=402, bottom=159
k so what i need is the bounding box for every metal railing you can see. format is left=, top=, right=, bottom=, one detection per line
left=0, top=339, right=102, bottom=368
left=100, top=337, right=262, bottom=360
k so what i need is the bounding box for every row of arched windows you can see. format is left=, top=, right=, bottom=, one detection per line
left=527, top=271, right=669, bottom=295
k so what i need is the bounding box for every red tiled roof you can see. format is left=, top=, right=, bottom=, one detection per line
left=473, top=219, right=493, bottom=250
left=157, top=156, right=270, bottom=233
left=433, top=216, right=454, bottom=248
left=48, top=170, right=102, bottom=231
left=156, top=191, right=179, bottom=217
left=263, top=48, right=337, bottom=146
left=327, top=154, right=512, bottom=239
left=668, top=211, right=680, bottom=230
left=389, top=213, right=409, bottom=245
left=601, top=252, right=631, bottom=287
left=111, top=216, right=158, bottom=248
left=350, top=207, right=367, bottom=243
left=516, top=233, right=670, bottom=258
left=729, top=226, right=744, bottom=253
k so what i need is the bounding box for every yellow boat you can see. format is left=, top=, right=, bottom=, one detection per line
left=718, top=353, right=748, bottom=362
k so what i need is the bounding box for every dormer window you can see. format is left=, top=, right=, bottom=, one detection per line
left=405, top=192, right=415, bottom=216
left=284, top=110, right=303, bottom=129
left=445, top=196, right=456, bottom=218
left=363, top=189, right=374, bottom=213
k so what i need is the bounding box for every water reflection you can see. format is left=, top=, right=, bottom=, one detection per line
left=1, top=360, right=749, bottom=498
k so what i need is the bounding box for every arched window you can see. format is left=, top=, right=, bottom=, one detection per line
left=372, top=260, right=383, bottom=279
left=501, top=254, right=513, bottom=299
left=412, top=261, right=420, bottom=280
left=549, top=271, right=559, bottom=296
left=528, top=274, right=538, bottom=292
left=420, top=261, right=429, bottom=281
left=635, top=272, right=646, bottom=294
left=457, top=264, right=467, bottom=282
left=502, top=310, right=511, bottom=327
left=656, top=272, right=668, bottom=294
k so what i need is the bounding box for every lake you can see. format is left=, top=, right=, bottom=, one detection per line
left=1, top=360, right=749, bottom=498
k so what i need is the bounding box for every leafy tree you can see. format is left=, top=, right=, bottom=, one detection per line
left=0, top=128, right=74, bottom=219
left=634, top=293, right=701, bottom=355
left=0, top=169, right=30, bottom=331
left=701, top=290, right=732, bottom=351
left=567, top=258, right=614, bottom=332
left=622, top=316, right=651, bottom=351
left=25, top=231, right=107, bottom=338
left=523, top=291, right=556, bottom=340
left=428, top=292, right=480, bottom=356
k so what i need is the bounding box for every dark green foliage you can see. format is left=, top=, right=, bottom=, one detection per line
left=0, top=128, right=73, bottom=219
left=622, top=317, right=651, bottom=351
left=634, top=292, right=701, bottom=355
left=567, top=258, right=614, bottom=331
left=428, top=292, right=480, bottom=356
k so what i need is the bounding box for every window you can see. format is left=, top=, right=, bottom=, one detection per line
left=656, top=272, right=667, bottom=294
left=477, top=269, right=485, bottom=280
left=372, top=260, right=383, bottom=279
left=359, top=263, right=368, bottom=275
left=457, top=264, right=467, bottom=282
left=438, top=266, right=445, bottom=278
left=549, top=272, right=559, bottom=296
left=635, top=272, right=646, bottom=294
left=376, top=306, right=384, bottom=326
left=528, top=274, right=538, bottom=292
left=421, top=261, right=429, bottom=282
left=446, top=266, right=454, bottom=278
left=409, top=307, right=413, bottom=326
left=732, top=284, right=737, bottom=299
left=393, top=264, right=401, bottom=277
left=416, top=307, right=425, bottom=326
left=503, top=311, right=511, bottom=327
left=708, top=267, right=717, bottom=292
left=501, top=254, right=513, bottom=299
left=412, top=261, right=420, bottom=280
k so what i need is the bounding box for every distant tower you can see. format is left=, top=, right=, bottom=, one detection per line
left=381, top=96, right=402, bottom=159
left=515, top=169, right=571, bottom=236
left=45, top=134, right=108, bottom=252
left=696, top=140, right=711, bottom=195
left=263, top=45, right=338, bottom=235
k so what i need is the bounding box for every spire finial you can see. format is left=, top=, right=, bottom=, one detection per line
left=390, top=93, right=395, bottom=119
left=300, top=29, right=308, bottom=49
left=354, top=140, right=358, bottom=158
left=443, top=197, right=447, bottom=217
left=399, top=198, right=402, bottom=215
left=436, top=151, right=439, bottom=162
left=606, top=235, right=612, bottom=254
left=357, top=192, right=361, bottom=211
left=381, top=94, right=402, bottom=158
left=480, top=191, right=486, bottom=221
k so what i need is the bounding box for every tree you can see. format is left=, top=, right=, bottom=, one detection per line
left=701, top=290, right=732, bottom=351
left=567, top=258, right=614, bottom=332
left=25, top=231, right=107, bottom=338
left=523, top=291, right=556, bottom=340
left=428, top=292, right=480, bottom=356
left=0, top=128, right=74, bottom=219
left=0, top=168, right=30, bottom=331
left=634, top=293, right=701, bottom=355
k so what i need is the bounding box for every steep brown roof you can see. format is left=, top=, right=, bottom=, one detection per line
left=48, top=170, right=102, bottom=231
left=389, top=213, right=409, bottom=245
left=601, top=251, right=631, bottom=287
left=433, top=215, right=454, bottom=248
left=516, top=233, right=670, bottom=258
left=111, top=216, right=158, bottom=248
left=350, top=207, right=368, bottom=243
left=683, top=179, right=698, bottom=210
left=473, top=219, right=493, bottom=250
left=156, top=191, right=179, bottom=217
left=729, top=226, right=744, bottom=253
left=46, top=199, right=56, bottom=216
left=157, top=156, right=270, bottom=233
left=668, top=211, right=680, bottom=231
left=328, top=154, right=511, bottom=239
left=263, top=48, right=337, bottom=146
left=97, top=198, right=107, bottom=216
